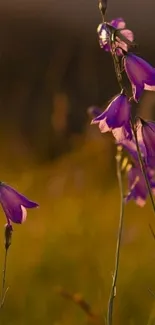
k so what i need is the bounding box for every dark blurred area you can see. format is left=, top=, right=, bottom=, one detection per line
left=0, top=0, right=155, bottom=163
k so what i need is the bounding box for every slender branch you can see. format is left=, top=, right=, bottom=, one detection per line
left=130, top=119, right=155, bottom=214
left=110, top=48, right=124, bottom=91
left=0, top=224, right=12, bottom=309
left=107, top=146, right=125, bottom=325
left=149, top=223, right=155, bottom=240
left=98, top=0, right=108, bottom=21
left=0, top=248, right=9, bottom=308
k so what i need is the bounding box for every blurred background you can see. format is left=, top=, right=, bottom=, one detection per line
left=0, top=0, right=155, bottom=324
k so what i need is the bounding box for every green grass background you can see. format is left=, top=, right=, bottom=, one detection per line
left=0, top=136, right=154, bottom=325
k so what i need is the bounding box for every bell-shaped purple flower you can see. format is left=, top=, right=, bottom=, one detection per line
left=137, top=118, right=155, bottom=167
left=0, top=182, right=38, bottom=225
left=125, top=166, right=155, bottom=207
left=97, top=18, right=134, bottom=54
left=91, top=92, right=132, bottom=141
left=124, top=53, right=155, bottom=102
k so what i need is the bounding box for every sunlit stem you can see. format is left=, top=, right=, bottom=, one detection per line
left=98, top=0, right=108, bottom=22
left=0, top=224, right=12, bottom=309
left=107, top=146, right=125, bottom=325
left=0, top=248, right=9, bottom=308
left=130, top=119, right=155, bottom=213
left=110, top=46, right=124, bottom=91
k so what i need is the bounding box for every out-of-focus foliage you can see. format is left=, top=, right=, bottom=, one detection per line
left=0, top=135, right=154, bottom=325
left=0, top=1, right=155, bottom=324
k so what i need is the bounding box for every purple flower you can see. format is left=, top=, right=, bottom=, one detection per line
left=0, top=183, right=38, bottom=225
left=97, top=18, right=134, bottom=54
left=137, top=118, right=155, bottom=167
left=125, top=165, right=155, bottom=207
left=91, top=92, right=132, bottom=141
left=118, top=135, right=155, bottom=206
left=125, top=167, right=155, bottom=207
left=124, top=53, right=155, bottom=102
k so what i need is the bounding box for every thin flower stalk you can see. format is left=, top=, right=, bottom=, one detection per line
left=0, top=224, right=12, bottom=309
left=0, top=248, right=9, bottom=308
left=107, top=146, right=125, bottom=325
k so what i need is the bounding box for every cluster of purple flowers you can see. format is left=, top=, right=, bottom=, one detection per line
left=0, top=18, right=155, bottom=227
left=91, top=17, right=155, bottom=207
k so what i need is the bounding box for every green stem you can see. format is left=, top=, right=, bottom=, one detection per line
left=0, top=247, right=9, bottom=308
left=107, top=147, right=124, bottom=325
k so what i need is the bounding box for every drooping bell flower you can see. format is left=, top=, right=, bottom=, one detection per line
left=136, top=118, right=155, bottom=167
left=124, top=53, right=155, bottom=102
left=0, top=182, right=38, bottom=225
left=97, top=17, right=134, bottom=54
left=125, top=165, right=155, bottom=207
left=91, top=92, right=132, bottom=141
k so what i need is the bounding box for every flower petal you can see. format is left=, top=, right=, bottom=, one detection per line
left=125, top=167, right=149, bottom=206
left=144, top=84, right=155, bottom=91
left=97, top=23, right=110, bottom=50
left=91, top=110, right=107, bottom=124
left=106, top=94, right=131, bottom=128
left=141, top=120, right=155, bottom=158
left=115, top=29, right=134, bottom=53
left=121, top=29, right=134, bottom=42
left=124, top=53, right=155, bottom=101
left=98, top=119, right=111, bottom=133
left=0, top=183, right=38, bottom=224
left=21, top=205, right=27, bottom=223
left=1, top=201, right=23, bottom=224
left=110, top=18, right=125, bottom=29
left=112, top=123, right=132, bottom=142
left=135, top=197, right=146, bottom=207
left=0, top=183, right=38, bottom=209
left=91, top=93, right=131, bottom=139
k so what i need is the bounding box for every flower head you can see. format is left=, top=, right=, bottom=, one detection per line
left=137, top=118, right=155, bottom=167
left=97, top=18, right=134, bottom=54
left=125, top=165, right=155, bottom=207
left=91, top=92, right=132, bottom=141
left=124, top=53, right=155, bottom=102
left=0, top=183, right=38, bottom=225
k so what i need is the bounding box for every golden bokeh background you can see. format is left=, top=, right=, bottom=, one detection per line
left=0, top=1, right=154, bottom=324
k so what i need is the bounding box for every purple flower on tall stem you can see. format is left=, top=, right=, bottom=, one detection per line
left=97, top=18, right=134, bottom=54
left=91, top=92, right=132, bottom=141
left=124, top=53, right=155, bottom=102
left=125, top=165, right=155, bottom=207
left=118, top=137, right=155, bottom=206
left=136, top=118, right=155, bottom=167
left=0, top=183, right=38, bottom=225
